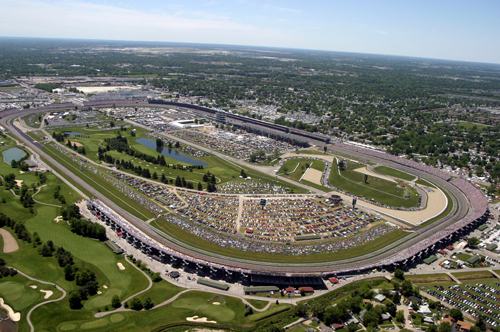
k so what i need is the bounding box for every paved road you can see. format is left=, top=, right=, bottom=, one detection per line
left=0, top=106, right=472, bottom=275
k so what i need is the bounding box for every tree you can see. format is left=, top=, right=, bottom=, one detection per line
left=300, top=288, right=306, bottom=296
left=293, top=303, right=308, bottom=317
left=393, top=292, right=401, bottom=304
left=198, top=182, right=203, bottom=191
left=449, top=308, right=463, bottom=322
left=395, top=310, right=405, bottom=323
left=363, top=310, right=380, bottom=328
left=439, top=322, right=452, bottom=332
left=467, top=237, right=480, bottom=248
left=347, top=323, right=358, bottom=332
left=401, top=280, right=414, bottom=297
left=385, top=302, right=397, bottom=317
left=394, top=269, right=405, bottom=280
left=111, top=295, right=121, bottom=308
left=266, top=325, right=284, bottom=332
left=475, top=315, right=487, bottom=331
left=68, top=291, right=82, bottom=309
left=109, top=121, right=115, bottom=127
left=75, top=268, right=96, bottom=286
left=130, top=297, right=143, bottom=310
left=143, top=296, right=154, bottom=310
left=64, top=264, right=76, bottom=281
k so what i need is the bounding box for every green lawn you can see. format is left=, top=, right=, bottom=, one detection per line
left=373, top=166, right=416, bottom=181
left=42, top=144, right=156, bottom=220
left=246, top=299, right=269, bottom=310
left=329, top=160, right=420, bottom=208
left=415, top=178, right=436, bottom=188
left=278, top=158, right=326, bottom=183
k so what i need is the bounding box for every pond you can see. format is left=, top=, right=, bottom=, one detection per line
left=64, top=132, right=84, bottom=136
left=2, top=147, right=27, bottom=164
left=135, top=138, right=210, bottom=166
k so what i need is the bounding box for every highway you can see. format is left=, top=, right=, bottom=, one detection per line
left=0, top=105, right=474, bottom=275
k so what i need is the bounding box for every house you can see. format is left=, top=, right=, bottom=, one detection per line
left=359, top=309, right=367, bottom=319
left=285, top=287, right=295, bottom=294
left=332, top=323, right=345, bottom=330
left=457, top=320, right=473, bottom=332
left=408, top=296, right=421, bottom=303
left=381, top=313, right=391, bottom=321
left=299, top=287, right=314, bottom=293
left=438, top=249, right=447, bottom=255
left=169, top=271, right=180, bottom=278
left=446, top=245, right=454, bottom=250
left=363, top=299, right=372, bottom=304
left=374, top=294, right=386, bottom=302
left=467, top=255, right=481, bottom=265
left=424, top=316, right=434, bottom=324
left=329, top=277, right=340, bottom=284
left=312, top=317, right=320, bottom=324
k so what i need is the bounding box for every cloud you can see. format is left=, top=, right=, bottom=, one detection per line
left=374, top=29, right=389, bottom=35
left=0, top=0, right=306, bottom=48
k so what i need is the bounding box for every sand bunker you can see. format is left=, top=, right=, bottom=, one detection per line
left=97, top=291, right=102, bottom=295
left=0, top=298, right=20, bottom=322
left=212, top=302, right=220, bottom=305
left=67, top=141, right=83, bottom=147
left=14, top=180, right=23, bottom=187
left=30, top=285, right=37, bottom=289
left=19, top=170, right=24, bottom=174
left=54, top=216, right=63, bottom=223
left=117, top=263, right=125, bottom=270
left=302, top=168, right=323, bottom=185
left=0, top=229, right=19, bottom=253
left=186, top=316, right=217, bottom=324
left=102, top=285, right=108, bottom=289
left=40, top=290, right=53, bottom=299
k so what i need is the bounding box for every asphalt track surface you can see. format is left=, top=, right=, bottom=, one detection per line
left=0, top=105, right=471, bottom=274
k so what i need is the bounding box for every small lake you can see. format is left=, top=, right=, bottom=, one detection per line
left=2, top=147, right=27, bottom=164
left=64, top=132, right=84, bottom=136
left=135, top=138, right=209, bottom=166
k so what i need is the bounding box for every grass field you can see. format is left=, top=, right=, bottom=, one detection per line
left=52, top=126, right=305, bottom=193
left=458, top=121, right=491, bottom=130
left=42, top=143, right=156, bottom=220
left=405, top=274, right=452, bottom=283
left=246, top=299, right=269, bottom=310
left=373, top=166, right=416, bottom=181
left=151, top=217, right=407, bottom=264
left=278, top=158, right=326, bottom=183
left=329, top=160, right=420, bottom=208
left=452, top=270, right=494, bottom=280
left=415, top=178, right=436, bottom=188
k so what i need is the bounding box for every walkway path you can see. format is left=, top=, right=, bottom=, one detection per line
left=447, top=272, right=461, bottom=284
left=12, top=268, right=67, bottom=332
left=236, top=195, right=244, bottom=233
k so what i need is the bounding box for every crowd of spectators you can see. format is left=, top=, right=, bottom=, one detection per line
left=161, top=211, right=395, bottom=256
left=217, top=181, right=287, bottom=194
left=240, top=198, right=377, bottom=243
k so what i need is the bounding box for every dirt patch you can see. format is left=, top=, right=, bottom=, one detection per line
left=0, top=229, right=18, bottom=253
left=67, top=141, right=83, bottom=147
left=302, top=168, right=323, bottom=185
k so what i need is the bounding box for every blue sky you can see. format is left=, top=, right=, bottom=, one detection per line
left=2, top=0, right=500, bottom=64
